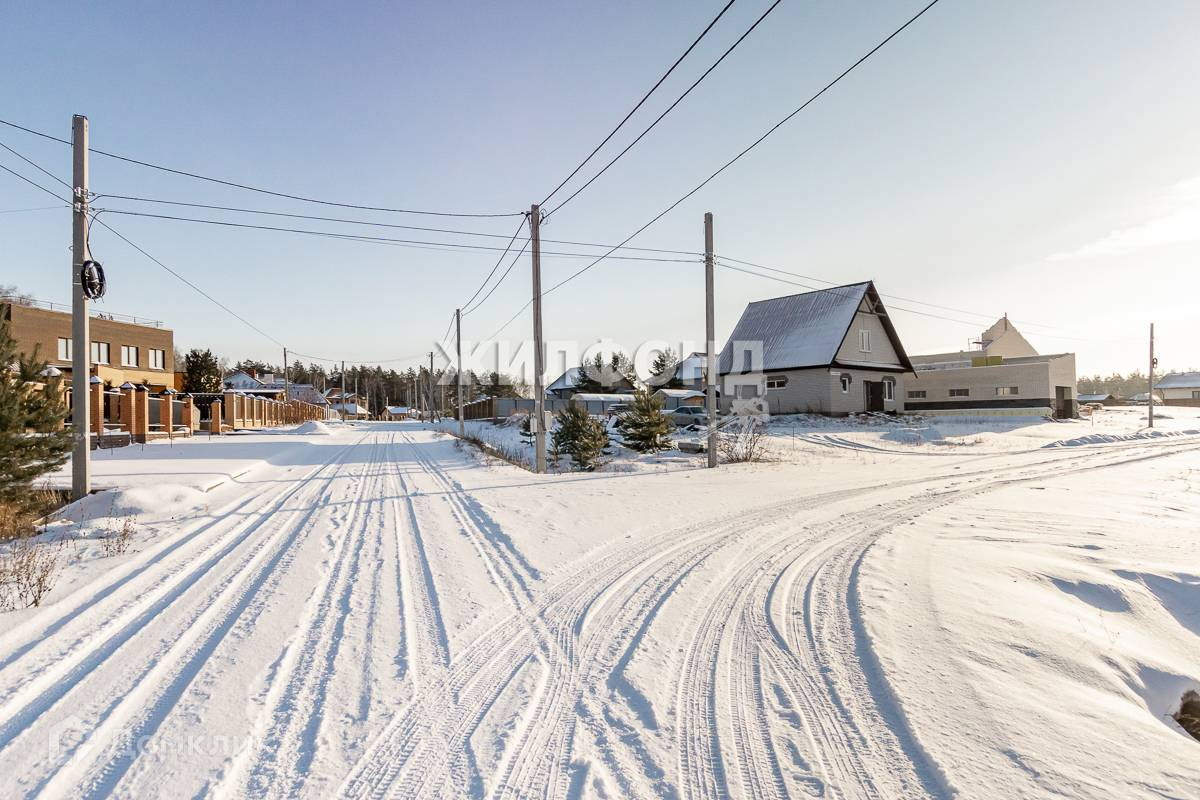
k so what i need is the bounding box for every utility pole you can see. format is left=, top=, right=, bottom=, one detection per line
left=282, top=346, right=289, bottom=419
left=428, top=351, right=436, bottom=422
left=340, top=360, right=346, bottom=422
left=1148, top=322, right=1155, bottom=429
left=530, top=205, right=547, bottom=473
left=70, top=115, right=91, bottom=500
left=704, top=212, right=717, bottom=468
left=456, top=308, right=465, bottom=436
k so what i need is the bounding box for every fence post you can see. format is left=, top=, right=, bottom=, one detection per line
left=133, top=385, right=150, bottom=442
left=120, top=383, right=136, bottom=435
left=224, top=390, right=237, bottom=430
left=89, top=376, right=104, bottom=434
left=181, top=394, right=195, bottom=432
left=159, top=392, right=173, bottom=436
left=209, top=399, right=223, bottom=434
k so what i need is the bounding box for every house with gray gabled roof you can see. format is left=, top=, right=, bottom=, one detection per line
left=717, top=281, right=912, bottom=415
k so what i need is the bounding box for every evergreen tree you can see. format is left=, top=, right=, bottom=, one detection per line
left=619, top=391, right=674, bottom=453
left=573, top=352, right=636, bottom=393
left=648, top=348, right=681, bottom=388
left=0, top=318, right=71, bottom=511
left=552, top=404, right=609, bottom=471
left=181, top=349, right=222, bottom=393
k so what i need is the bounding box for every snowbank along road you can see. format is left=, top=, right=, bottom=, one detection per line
left=1, top=422, right=1198, bottom=799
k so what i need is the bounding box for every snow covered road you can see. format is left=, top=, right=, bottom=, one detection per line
left=2, top=423, right=1198, bottom=798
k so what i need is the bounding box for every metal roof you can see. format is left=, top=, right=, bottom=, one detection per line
left=718, top=281, right=912, bottom=374
left=1155, top=372, right=1200, bottom=389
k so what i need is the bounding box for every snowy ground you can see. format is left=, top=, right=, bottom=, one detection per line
left=1, top=410, right=1197, bottom=798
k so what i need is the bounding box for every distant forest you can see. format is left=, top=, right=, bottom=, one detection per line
left=1078, top=369, right=1195, bottom=398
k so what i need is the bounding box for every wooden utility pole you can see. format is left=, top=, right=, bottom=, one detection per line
left=1148, top=323, right=1155, bottom=429
left=456, top=307, right=465, bottom=436
left=704, top=212, right=717, bottom=468
left=530, top=205, right=547, bottom=474
left=71, top=115, right=91, bottom=500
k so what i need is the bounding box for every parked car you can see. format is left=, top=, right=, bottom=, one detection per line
left=671, top=405, right=709, bottom=426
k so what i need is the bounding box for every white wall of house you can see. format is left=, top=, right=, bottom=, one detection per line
left=835, top=309, right=901, bottom=366
left=905, top=354, right=1075, bottom=410
left=723, top=368, right=903, bottom=415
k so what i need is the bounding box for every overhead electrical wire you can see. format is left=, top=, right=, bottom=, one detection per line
left=482, top=0, right=941, bottom=340
left=0, top=140, right=72, bottom=190
left=540, top=0, right=739, bottom=206
left=546, top=0, right=784, bottom=218
left=715, top=255, right=1103, bottom=341
left=95, top=193, right=702, bottom=256
left=91, top=217, right=286, bottom=348
left=0, top=162, right=70, bottom=205
left=458, top=216, right=527, bottom=313
left=93, top=207, right=698, bottom=262
left=0, top=117, right=523, bottom=219
left=463, top=236, right=532, bottom=317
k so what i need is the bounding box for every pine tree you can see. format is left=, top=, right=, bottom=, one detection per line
left=0, top=317, right=71, bottom=511
left=649, top=348, right=680, bottom=388
left=620, top=391, right=674, bottom=453
left=182, top=348, right=222, bottom=393
left=552, top=403, right=609, bottom=471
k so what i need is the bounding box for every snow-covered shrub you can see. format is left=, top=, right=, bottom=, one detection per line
left=0, top=534, right=63, bottom=610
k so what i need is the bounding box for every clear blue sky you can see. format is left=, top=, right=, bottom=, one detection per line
left=3, top=1, right=1198, bottom=378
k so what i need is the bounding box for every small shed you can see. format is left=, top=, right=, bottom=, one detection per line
left=1077, top=393, right=1118, bottom=405
left=653, top=388, right=706, bottom=410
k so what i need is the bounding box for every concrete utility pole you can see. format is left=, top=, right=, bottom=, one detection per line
left=456, top=307, right=465, bottom=436
left=282, top=347, right=289, bottom=415
left=428, top=351, right=436, bottom=422
left=529, top=205, right=547, bottom=473
left=340, top=360, right=346, bottom=422
left=704, top=212, right=717, bottom=468
left=1148, top=322, right=1156, bottom=429
left=70, top=115, right=91, bottom=500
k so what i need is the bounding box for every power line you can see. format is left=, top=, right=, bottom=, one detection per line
left=546, top=0, right=783, bottom=218
left=96, top=193, right=702, bottom=256
left=482, top=0, right=941, bottom=340
left=464, top=236, right=532, bottom=317
left=91, top=217, right=286, bottom=348
left=0, top=162, right=70, bottom=205
left=459, top=216, right=527, bottom=312
left=716, top=255, right=1102, bottom=340
left=93, top=207, right=698, bottom=262
left=540, top=0, right=739, bottom=206
left=0, top=205, right=64, bottom=214
left=0, top=117, right=523, bottom=219
left=0, top=140, right=72, bottom=189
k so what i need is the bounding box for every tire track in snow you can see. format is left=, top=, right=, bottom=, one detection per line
left=0, top=434, right=372, bottom=783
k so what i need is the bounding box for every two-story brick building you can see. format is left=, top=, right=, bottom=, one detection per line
left=2, top=298, right=175, bottom=391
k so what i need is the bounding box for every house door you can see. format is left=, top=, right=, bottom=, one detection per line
left=865, top=381, right=885, bottom=412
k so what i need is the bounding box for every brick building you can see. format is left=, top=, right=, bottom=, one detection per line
left=2, top=299, right=175, bottom=391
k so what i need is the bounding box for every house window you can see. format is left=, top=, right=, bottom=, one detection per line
left=949, top=388, right=969, bottom=397
left=121, top=345, right=139, bottom=367
left=907, top=390, right=926, bottom=399
left=882, top=378, right=895, bottom=401
left=840, top=374, right=851, bottom=393
left=149, top=348, right=166, bottom=370
left=995, top=386, right=1019, bottom=396
left=57, top=337, right=71, bottom=361
left=765, top=375, right=788, bottom=390
left=1192, top=390, right=1200, bottom=400
left=859, top=330, right=871, bottom=353
left=90, top=341, right=110, bottom=364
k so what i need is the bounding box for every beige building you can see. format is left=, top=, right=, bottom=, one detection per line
left=906, top=316, right=1077, bottom=417
left=1154, top=372, right=1200, bottom=406
left=3, top=299, right=175, bottom=391
left=718, top=282, right=912, bottom=415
